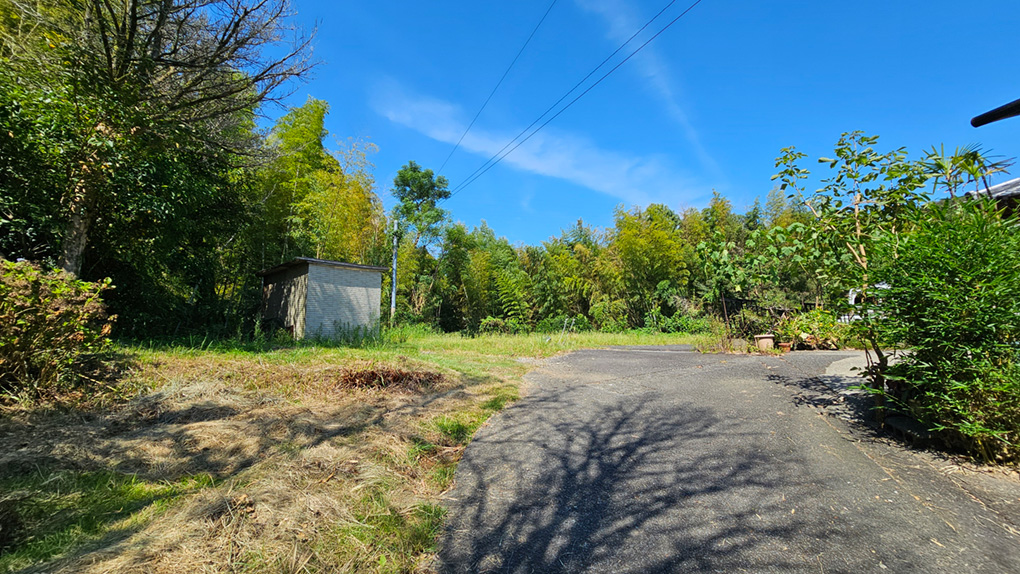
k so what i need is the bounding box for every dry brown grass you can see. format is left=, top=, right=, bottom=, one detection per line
left=0, top=354, right=488, bottom=573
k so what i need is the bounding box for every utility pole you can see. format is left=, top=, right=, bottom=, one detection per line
left=390, top=219, right=398, bottom=326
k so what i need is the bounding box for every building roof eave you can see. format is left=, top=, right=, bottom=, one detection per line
left=256, top=257, right=389, bottom=277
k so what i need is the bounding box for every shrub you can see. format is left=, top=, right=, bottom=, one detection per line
left=0, top=260, right=115, bottom=402
left=874, top=200, right=1020, bottom=461
left=478, top=316, right=525, bottom=335
left=643, top=308, right=713, bottom=334
left=535, top=314, right=592, bottom=333
left=775, top=309, right=852, bottom=350
left=590, top=298, right=627, bottom=333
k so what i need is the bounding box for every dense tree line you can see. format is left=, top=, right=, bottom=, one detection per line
left=0, top=0, right=387, bottom=335
left=387, top=182, right=813, bottom=335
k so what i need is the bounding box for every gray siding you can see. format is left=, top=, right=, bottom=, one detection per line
left=305, top=263, right=382, bottom=337
left=261, top=263, right=308, bottom=337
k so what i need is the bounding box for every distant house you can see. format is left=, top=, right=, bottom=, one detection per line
left=257, top=257, right=388, bottom=339
left=963, top=177, right=1020, bottom=214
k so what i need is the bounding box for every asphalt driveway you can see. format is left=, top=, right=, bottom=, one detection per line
left=439, top=347, right=1020, bottom=573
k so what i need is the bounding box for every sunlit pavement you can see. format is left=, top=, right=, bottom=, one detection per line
left=440, top=347, right=1020, bottom=573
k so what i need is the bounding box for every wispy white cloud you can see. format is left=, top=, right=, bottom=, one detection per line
left=575, top=0, right=720, bottom=176
left=371, top=80, right=707, bottom=207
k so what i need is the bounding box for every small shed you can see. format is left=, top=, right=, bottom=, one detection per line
left=257, top=257, right=388, bottom=339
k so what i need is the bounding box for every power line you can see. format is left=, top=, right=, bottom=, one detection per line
left=437, top=0, right=559, bottom=174
left=447, top=0, right=703, bottom=199
left=447, top=0, right=680, bottom=197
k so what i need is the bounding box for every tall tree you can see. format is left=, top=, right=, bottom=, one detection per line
left=391, top=161, right=450, bottom=248
left=1, top=0, right=312, bottom=275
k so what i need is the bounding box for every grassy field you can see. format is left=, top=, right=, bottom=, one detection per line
left=0, top=328, right=710, bottom=573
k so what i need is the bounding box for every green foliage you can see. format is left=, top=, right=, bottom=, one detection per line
left=258, top=99, right=387, bottom=267
left=643, top=308, right=713, bottom=334
left=875, top=200, right=1020, bottom=460
left=0, top=0, right=316, bottom=337
left=775, top=309, right=852, bottom=349
left=0, top=0, right=311, bottom=277
left=478, top=316, right=525, bottom=335
left=0, top=260, right=114, bottom=402
left=534, top=314, right=591, bottom=333
left=611, top=204, right=690, bottom=322
left=391, top=161, right=450, bottom=248
left=793, top=131, right=930, bottom=296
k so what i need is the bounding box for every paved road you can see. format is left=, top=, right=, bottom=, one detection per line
left=439, top=347, right=1020, bottom=573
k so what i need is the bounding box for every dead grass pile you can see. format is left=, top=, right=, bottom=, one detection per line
left=335, top=364, right=446, bottom=392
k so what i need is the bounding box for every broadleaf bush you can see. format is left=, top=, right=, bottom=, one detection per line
left=776, top=308, right=852, bottom=350
left=643, top=308, right=713, bottom=334
left=0, top=260, right=115, bottom=402
left=875, top=200, right=1020, bottom=461
left=478, top=316, right=525, bottom=335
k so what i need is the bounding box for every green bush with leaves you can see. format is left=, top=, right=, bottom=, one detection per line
left=644, top=308, right=713, bottom=335
left=0, top=260, right=115, bottom=402
left=875, top=200, right=1020, bottom=461
left=534, top=314, right=592, bottom=333
left=775, top=309, right=852, bottom=349
left=478, top=316, right=525, bottom=335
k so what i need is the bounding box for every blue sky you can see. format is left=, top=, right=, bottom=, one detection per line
left=276, top=0, right=1020, bottom=245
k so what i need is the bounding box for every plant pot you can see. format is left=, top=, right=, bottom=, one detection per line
left=754, top=334, right=775, bottom=351
left=778, top=342, right=792, bottom=353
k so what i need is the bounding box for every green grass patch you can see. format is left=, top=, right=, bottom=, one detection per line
left=428, top=462, right=457, bottom=491
left=328, top=489, right=446, bottom=574
left=406, top=436, right=438, bottom=461
left=0, top=470, right=214, bottom=572
left=429, top=413, right=483, bottom=446
left=481, top=384, right=520, bottom=412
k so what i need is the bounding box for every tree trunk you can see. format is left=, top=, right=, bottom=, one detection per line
left=59, top=177, right=94, bottom=276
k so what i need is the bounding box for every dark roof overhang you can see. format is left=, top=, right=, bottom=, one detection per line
left=256, top=257, right=389, bottom=277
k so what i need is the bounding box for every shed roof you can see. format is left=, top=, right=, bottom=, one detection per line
left=257, top=257, right=389, bottom=277
left=963, top=177, right=1020, bottom=200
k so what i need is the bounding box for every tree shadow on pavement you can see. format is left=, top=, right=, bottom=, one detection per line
left=439, top=383, right=854, bottom=574
left=766, top=372, right=877, bottom=425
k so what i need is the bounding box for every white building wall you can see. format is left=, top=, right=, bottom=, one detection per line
left=304, top=263, right=382, bottom=337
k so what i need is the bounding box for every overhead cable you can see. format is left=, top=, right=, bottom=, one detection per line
left=437, top=0, right=560, bottom=174
left=447, top=0, right=703, bottom=198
